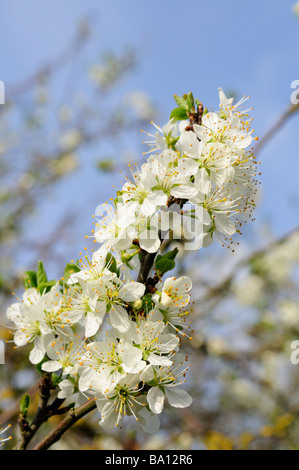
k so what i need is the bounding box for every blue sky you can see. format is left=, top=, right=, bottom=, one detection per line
left=1, top=0, right=299, bottom=272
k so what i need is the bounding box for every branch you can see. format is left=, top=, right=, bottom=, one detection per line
left=137, top=250, right=157, bottom=283
left=254, top=102, right=299, bottom=155
left=15, top=374, right=66, bottom=450
left=6, top=21, right=91, bottom=97
left=198, top=224, right=299, bottom=304
left=32, top=397, right=97, bottom=451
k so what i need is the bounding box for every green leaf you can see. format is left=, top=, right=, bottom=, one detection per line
left=169, top=107, right=188, bottom=122
left=162, top=247, right=179, bottom=261
left=37, top=261, right=47, bottom=286
left=20, top=393, right=30, bottom=417
left=155, top=248, right=179, bottom=276
left=173, top=94, right=189, bottom=110
left=37, top=280, right=57, bottom=294
left=186, top=92, right=195, bottom=110
left=23, top=270, right=37, bottom=289
left=105, top=253, right=119, bottom=275
left=155, top=258, right=175, bottom=275
left=64, top=262, right=81, bottom=282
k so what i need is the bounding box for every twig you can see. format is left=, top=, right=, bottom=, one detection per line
left=137, top=250, right=157, bottom=283
left=32, top=397, right=97, bottom=451
left=198, top=225, right=299, bottom=304
left=254, top=102, right=299, bottom=155
left=15, top=373, right=67, bottom=450
left=6, top=22, right=91, bottom=98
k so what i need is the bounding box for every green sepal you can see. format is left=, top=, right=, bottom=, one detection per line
left=51, top=373, right=62, bottom=387
left=36, top=356, right=48, bottom=374
left=142, top=293, right=155, bottom=311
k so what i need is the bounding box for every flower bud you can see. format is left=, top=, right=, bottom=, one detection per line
left=132, top=299, right=142, bottom=310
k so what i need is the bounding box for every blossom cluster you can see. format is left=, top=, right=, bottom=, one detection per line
left=6, top=88, right=258, bottom=433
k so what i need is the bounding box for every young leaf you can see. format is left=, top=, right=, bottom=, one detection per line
left=186, top=92, right=195, bottom=110
left=173, top=94, right=189, bottom=110
left=162, top=247, right=179, bottom=261
left=23, top=270, right=37, bottom=288
left=105, top=252, right=119, bottom=275
left=20, top=393, right=30, bottom=417
left=155, top=248, right=179, bottom=276
left=37, top=280, right=57, bottom=294
left=169, top=107, right=188, bottom=122
left=64, top=263, right=81, bottom=282
left=37, top=261, right=47, bottom=286
left=155, top=257, right=175, bottom=275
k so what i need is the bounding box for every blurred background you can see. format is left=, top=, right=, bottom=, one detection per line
left=1, top=0, right=299, bottom=450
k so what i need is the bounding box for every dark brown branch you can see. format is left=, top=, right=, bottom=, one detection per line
left=137, top=250, right=158, bottom=283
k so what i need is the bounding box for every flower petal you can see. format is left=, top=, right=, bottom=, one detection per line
left=109, top=304, right=130, bottom=332
left=165, top=387, right=193, bottom=408
left=147, top=386, right=165, bottom=414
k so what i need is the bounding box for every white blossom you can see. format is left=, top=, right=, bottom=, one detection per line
left=146, top=354, right=192, bottom=414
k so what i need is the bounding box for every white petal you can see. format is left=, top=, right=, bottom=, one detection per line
left=148, top=353, right=173, bottom=367
left=79, top=367, right=94, bottom=392
left=58, top=379, right=74, bottom=399
left=171, top=185, right=198, bottom=199
left=141, top=198, right=157, bottom=217
left=99, top=402, right=119, bottom=428
left=147, top=386, right=165, bottom=414
left=139, top=233, right=161, bottom=253
left=84, top=311, right=102, bottom=338
left=214, top=213, right=236, bottom=236
left=178, top=157, right=199, bottom=176
left=147, top=190, right=168, bottom=206
left=29, top=337, right=45, bottom=364
left=138, top=407, right=160, bottom=434
left=122, top=345, right=143, bottom=371
left=6, top=303, right=21, bottom=323
left=109, top=304, right=130, bottom=332
left=42, top=360, right=62, bottom=372
left=14, top=330, right=29, bottom=347
left=179, top=132, right=202, bottom=159
left=195, top=168, right=211, bottom=194
left=174, top=276, right=192, bottom=292
left=165, top=387, right=193, bottom=408
left=23, top=288, right=41, bottom=306
left=119, top=282, right=145, bottom=302
left=140, top=365, right=155, bottom=382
